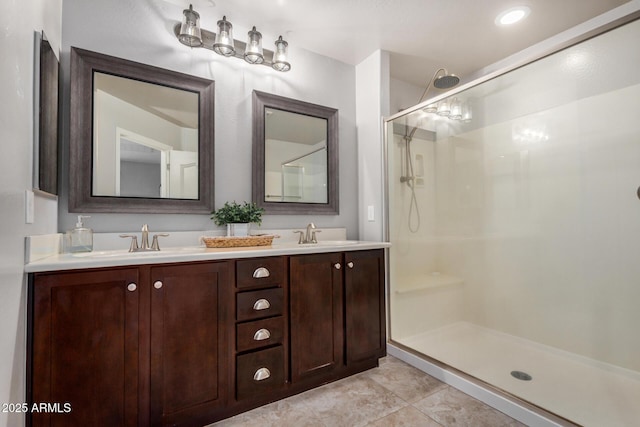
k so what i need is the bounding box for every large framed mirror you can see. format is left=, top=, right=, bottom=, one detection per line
left=69, top=47, right=214, bottom=213
left=252, top=91, right=338, bottom=215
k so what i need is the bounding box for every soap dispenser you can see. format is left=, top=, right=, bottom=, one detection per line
left=69, top=215, right=93, bottom=253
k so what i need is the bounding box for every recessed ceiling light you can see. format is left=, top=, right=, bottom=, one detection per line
left=495, top=6, right=530, bottom=26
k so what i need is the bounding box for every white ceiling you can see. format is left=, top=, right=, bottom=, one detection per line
left=160, top=0, right=631, bottom=87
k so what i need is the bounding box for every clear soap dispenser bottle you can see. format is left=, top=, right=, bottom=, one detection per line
left=69, top=215, right=93, bottom=253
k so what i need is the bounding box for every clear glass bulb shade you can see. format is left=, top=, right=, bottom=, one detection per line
left=178, top=5, right=202, bottom=47
left=462, top=102, right=472, bottom=123
left=449, top=98, right=462, bottom=120
left=213, top=16, right=235, bottom=56
left=244, top=26, right=264, bottom=64
left=272, top=36, right=291, bottom=72
left=437, top=99, right=450, bottom=116
left=423, top=104, right=437, bottom=113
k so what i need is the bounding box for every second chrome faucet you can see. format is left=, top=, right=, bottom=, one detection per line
left=294, top=223, right=321, bottom=244
left=120, top=224, right=169, bottom=252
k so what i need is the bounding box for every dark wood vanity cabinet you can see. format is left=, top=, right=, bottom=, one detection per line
left=28, top=261, right=232, bottom=427
left=344, top=250, right=386, bottom=364
left=29, top=268, right=141, bottom=427
left=233, top=257, right=288, bottom=402
left=290, top=252, right=344, bottom=382
left=28, top=248, right=385, bottom=426
left=289, top=249, right=386, bottom=383
left=149, top=262, right=231, bottom=426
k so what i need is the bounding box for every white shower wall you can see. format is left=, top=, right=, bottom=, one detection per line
left=434, top=84, right=640, bottom=372
left=388, top=17, right=640, bottom=374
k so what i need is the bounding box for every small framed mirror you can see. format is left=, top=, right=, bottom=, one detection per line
left=69, top=47, right=214, bottom=213
left=252, top=91, right=339, bottom=214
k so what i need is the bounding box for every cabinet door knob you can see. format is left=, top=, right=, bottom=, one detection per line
left=253, top=328, right=271, bottom=341
left=253, top=298, right=271, bottom=311
left=127, top=283, right=137, bottom=292
left=252, top=267, right=270, bottom=279
left=347, top=262, right=354, bottom=269
left=334, top=263, right=341, bottom=270
left=153, top=280, right=163, bottom=289
left=253, top=367, right=271, bottom=381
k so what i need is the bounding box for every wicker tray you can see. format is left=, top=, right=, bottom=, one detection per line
left=201, top=235, right=277, bottom=248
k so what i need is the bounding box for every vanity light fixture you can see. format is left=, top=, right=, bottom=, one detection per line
left=272, top=36, right=291, bottom=72
left=244, top=26, right=264, bottom=64
left=178, top=4, right=203, bottom=47
left=449, top=98, right=462, bottom=120
left=422, top=98, right=472, bottom=123
left=176, top=4, right=291, bottom=72
left=213, top=16, right=235, bottom=56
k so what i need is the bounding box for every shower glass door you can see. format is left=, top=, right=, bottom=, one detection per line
left=386, top=17, right=640, bottom=427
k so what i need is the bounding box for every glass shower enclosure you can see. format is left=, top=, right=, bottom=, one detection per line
left=385, top=16, right=640, bottom=427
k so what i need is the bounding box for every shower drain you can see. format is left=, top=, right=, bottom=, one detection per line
left=510, top=370, right=533, bottom=381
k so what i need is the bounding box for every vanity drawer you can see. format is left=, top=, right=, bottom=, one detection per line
left=236, top=288, right=284, bottom=322
left=236, top=257, right=285, bottom=289
left=236, top=346, right=285, bottom=400
left=236, top=316, right=284, bottom=353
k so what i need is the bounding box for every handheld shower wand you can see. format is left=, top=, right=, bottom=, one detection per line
left=402, top=68, right=460, bottom=233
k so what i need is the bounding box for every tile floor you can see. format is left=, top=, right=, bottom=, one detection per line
left=210, top=356, right=526, bottom=427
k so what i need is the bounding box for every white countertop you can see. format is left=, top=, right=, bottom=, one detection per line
left=24, top=240, right=391, bottom=273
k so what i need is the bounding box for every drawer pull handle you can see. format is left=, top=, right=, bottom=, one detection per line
left=334, top=263, right=341, bottom=270
left=253, top=367, right=271, bottom=381
left=253, top=298, right=271, bottom=311
left=127, top=283, right=137, bottom=292
left=153, top=280, right=163, bottom=289
left=253, top=328, right=271, bottom=341
left=347, top=262, right=354, bottom=269
left=252, top=267, right=270, bottom=278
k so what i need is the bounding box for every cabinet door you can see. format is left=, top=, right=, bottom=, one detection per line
left=290, top=253, right=343, bottom=382
left=29, top=268, right=140, bottom=427
left=150, top=262, right=231, bottom=426
left=345, top=249, right=386, bottom=364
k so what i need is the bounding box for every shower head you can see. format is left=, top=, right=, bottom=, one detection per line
left=416, top=67, right=460, bottom=104
left=433, top=72, right=460, bottom=89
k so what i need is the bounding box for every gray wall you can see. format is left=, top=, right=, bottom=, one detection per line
left=0, top=1, right=62, bottom=425
left=59, top=0, right=359, bottom=238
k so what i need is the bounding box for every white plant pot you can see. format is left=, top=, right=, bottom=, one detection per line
left=227, top=223, right=250, bottom=237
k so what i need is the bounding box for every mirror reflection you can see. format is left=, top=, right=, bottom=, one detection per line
left=92, top=72, right=199, bottom=199
left=264, top=107, right=328, bottom=204
left=252, top=90, right=339, bottom=215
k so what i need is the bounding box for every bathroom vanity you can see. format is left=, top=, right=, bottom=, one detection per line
left=25, top=242, right=387, bottom=426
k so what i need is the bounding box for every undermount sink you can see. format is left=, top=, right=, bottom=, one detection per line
left=71, top=246, right=206, bottom=258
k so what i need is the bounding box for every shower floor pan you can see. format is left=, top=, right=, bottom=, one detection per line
left=397, top=322, right=640, bottom=427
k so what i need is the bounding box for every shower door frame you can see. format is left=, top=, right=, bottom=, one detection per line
left=382, top=7, right=640, bottom=427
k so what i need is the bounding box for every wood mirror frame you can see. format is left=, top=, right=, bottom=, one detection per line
left=69, top=47, right=214, bottom=213
left=252, top=90, right=339, bottom=215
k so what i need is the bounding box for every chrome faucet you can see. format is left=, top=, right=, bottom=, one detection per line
left=140, top=224, right=150, bottom=250
left=294, top=223, right=321, bottom=244
left=120, top=224, right=169, bottom=252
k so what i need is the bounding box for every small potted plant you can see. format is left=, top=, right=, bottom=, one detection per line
left=211, top=201, right=264, bottom=237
